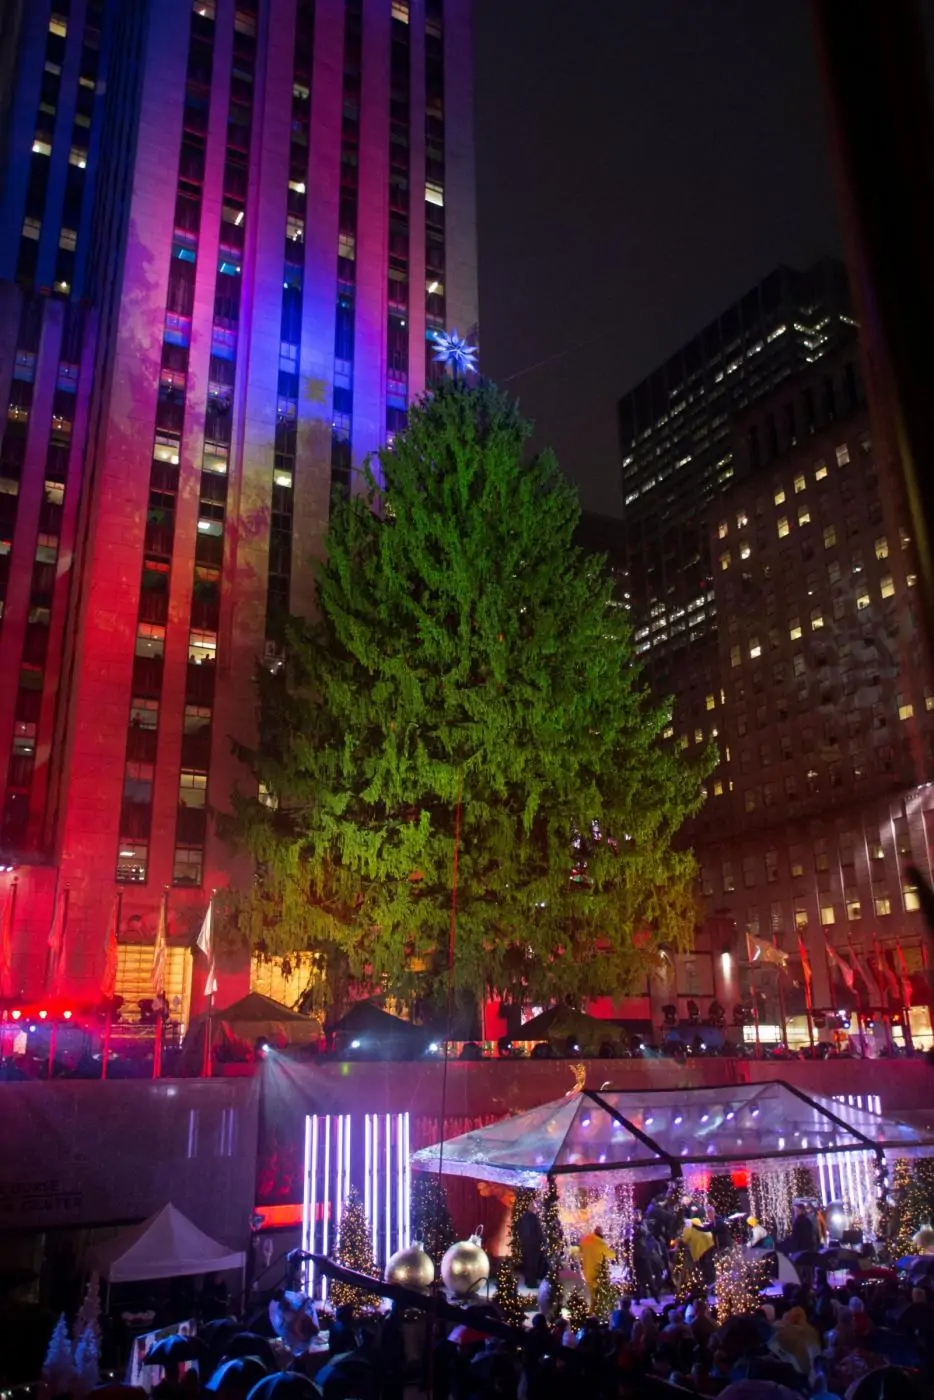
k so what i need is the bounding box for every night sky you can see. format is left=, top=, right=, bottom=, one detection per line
left=473, top=1, right=842, bottom=517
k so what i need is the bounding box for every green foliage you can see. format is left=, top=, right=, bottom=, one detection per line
left=902, top=1158, right=934, bottom=1243
left=228, top=381, right=710, bottom=1001
left=541, top=1177, right=566, bottom=1316
left=331, top=1187, right=378, bottom=1310
left=590, top=1255, right=617, bottom=1322
left=411, top=1174, right=457, bottom=1263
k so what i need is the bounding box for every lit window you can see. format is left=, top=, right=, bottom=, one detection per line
left=904, top=883, right=920, bottom=911
left=59, top=228, right=77, bottom=251
left=736, top=510, right=748, bottom=528
left=679, top=734, right=688, bottom=750
left=694, top=727, right=703, bottom=744
left=815, top=460, right=828, bottom=481
left=856, top=590, right=870, bottom=610
left=662, top=724, right=673, bottom=740
left=68, top=147, right=87, bottom=168
left=874, top=893, right=892, bottom=917
left=425, top=182, right=444, bottom=206
left=926, top=695, right=934, bottom=712
left=777, top=516, right=790, bottom=538
left=718, top=520, right=729, bottom=539
left=798, top=504, right=811, bottom=525
left=874, top=536, right=888, bottom=560
left=391, top=0, right=410, bottom=18
left=836, top=443, right=851, bottom=466
left=749, top=637, right=761, bottom=659
left=130, top=697, right=159, bottom=729
left=179, top=770, right=208, bottom=807
left=116, top=841, right=148, bottom=884
left=820, top=903, right=835, bottom=926
left=730, top=645, right=741, bottom=667
left=274, top=469, right=293, bottom=488
left=184, top=704, right=212, bottom=734
left=22, top=216, right=41, bottom=240
left=32, top=138, right=52, bottom=157
left=793, top=900, right=808, bottom=929
left=203, top=445, right=228, bottom=474
left=844, top=890, right=861, bottom=920
left=705, top=693, right=715, bottom=711
left=713, top=780, right=723, bottom=796
left=44, top=480, right=64, bottom=506
left=35, top=534, right=58, bottom=564
left=740, top=542, right=751, bottom=560
left=286, top=214, right=304, bottom=242
left=49, top=13, right=67, bottom=34
left=823, top=525, right=836, bottom=549
left=907, top=572, right=918, bottom=587
left=897, top=696, right=914, bottom=721
left=789, top=618, right=802, bottom=640
left=288, top=178, right=306, bottom=195
left=135, top=622, right=165, bottom=658
left=173, top=845, right=204, bottom=886
left=719, top=550, right=730, bottom=571
left=880, top=574, right=895, bottom=598
left=774, top=488, right=786, bottom=505
left=188, top=629, right=217, bottom=665
left=338, top=232, right=356, bottom=260
left=810, top=608, right=824, bottom=631
left=794, top=473, right=806, bottom=493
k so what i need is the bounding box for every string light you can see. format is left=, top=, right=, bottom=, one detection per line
left=715, top=1247, right=766, bottom=1322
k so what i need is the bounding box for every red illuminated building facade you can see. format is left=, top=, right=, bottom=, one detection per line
left=0, top=0, right=478, bottom=1016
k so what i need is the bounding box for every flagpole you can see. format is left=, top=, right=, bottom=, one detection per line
left=771, top=930, right=789, bottom=1049
left=102, top=891, right=122, bottom=1081
left=152, top=888, right=168, bottom=1081
left=201, top=892, right=216, bottom=1079
left=0, top=878, right=17, bottom=1066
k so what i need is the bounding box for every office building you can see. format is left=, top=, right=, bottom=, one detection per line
left=0, top=0, right=478, bottom=1016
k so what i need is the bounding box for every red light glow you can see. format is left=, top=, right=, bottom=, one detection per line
left=10, top=1009, right=22, bottom=1020
left=63, top=1010, right=73, bottom=1020
left=38, top=1009, right=48, bottom=1020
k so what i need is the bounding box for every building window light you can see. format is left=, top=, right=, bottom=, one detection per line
left=823, top=525, right=836, bottom=549
left=856, top=590, right=870, bottom=610
left=874, top=893, right=892, bottom=916
left=794, top=473, right=806, bottom=493
left=59, top=228, right=77, bottom=251
left=897, top=695, right=914, bottom=721
left=274, top=469, right=293, bottom=488
left=798, top=505, right=811, bottom=525
left=22, top=217, right=41, bottom=240
left=875, top=536, right=889, bottom=560
left=815, top=460, right=828, bottom=481
left=730, top=645, right=741, bottom=668
left=740, top=542, right=751, bottom=560
left=288, top=178, right=306, bottom=194
left=338, top=232, right=356, bottom=260
left=49, top=16, right=68, bottom=37
left=706, top=694, right=715, bottom=711
left=777, top=516, right=790, bottom=538
left=32, top=138, right=52, bottom=157
left=69, top=147, right=87, bottom=168
left=880, top=574, right=895, bottom=598
left=391, top=0, right=410, bottom=18
left=179, top=770, right=208, bottom=807
left=718, top=520, right=729, bottom=539
left=749, top=637, right=761, bottom=659
left=425, top=182, right=444, bottom=206
left=810, top=609, right=824, bottom=630
left=774, top=488, right=786, bottom=506
left=836, top=443, right=851, bottom=466
left=719, top=550, right=730, bottom=571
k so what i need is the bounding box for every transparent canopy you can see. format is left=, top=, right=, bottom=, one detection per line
left=411, top=1080, right=934, bottom=1188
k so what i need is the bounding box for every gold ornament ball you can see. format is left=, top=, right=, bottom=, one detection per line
left=384, top=1243, right=436, bottom=1291
left=441, top=1236, right=490, bottom=1298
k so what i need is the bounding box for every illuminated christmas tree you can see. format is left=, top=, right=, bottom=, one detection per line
left=564, top=1286, right=588, bottom=1331
left=41, top=1315, right=76, bottom=1400
left=890, top=1159, right=915, bottom=1257
left=590, top=1255, right=617, bottom=1322
left=494, top=1259, right=526, bottom=1328
left=792, top=1166, right=818, bottom=1200
left=902, top=1159, right=934, bottom=1246
left=714, top=1248, right=764, bottom=1323
left=74, top=1323, right=100, bottom=1395
left=73, top=1273, right=101, bottom=1346
left=410, top=1174, right=456, bottom=1264
left=707, top=1175, right=739, bottom=1218
left=331, top=1187, right=378, bottom=1311
left=541, top=1177, right=566, bottom=1317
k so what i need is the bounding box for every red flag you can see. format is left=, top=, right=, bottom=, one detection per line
left=46, top=892, right=67, bottom=992
left=847, top=935, right=881, bottom=1003
left=101, top=898, right=120, bottom=1001
left=0, top=888, right=14, bottom=999
left=747, top=932, right=788, bottom=967
left=151, top=896, right=167, bottom=1000
left=824, top=939, right=855, bottom=993
left=796, top=933, right=813, bottom=1007
left=895, top=942, right=914, bottom=1007
left=872, top=938, right=901, bottom=1002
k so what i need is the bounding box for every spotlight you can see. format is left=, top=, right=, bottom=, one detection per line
left=255, top=1037, right=271, bottom=1057
left=496, top=1036, right=514, bottom=1058
left=63, top=1009, right=73, bottom=1020
left=674, top=1114, right=683, bottom=1125
left=428, top=1041, right=441, bottom=1054
left=10, top=1009, right=21, bottom=1021
left=38, top=1009, right=48, bottom=1020
left=826, top=1201, right=847, bottom=1242
left=350, top=1038, right=362, bottom=1050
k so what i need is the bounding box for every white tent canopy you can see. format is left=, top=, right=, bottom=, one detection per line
left=411, top=1080, right=934, bottom=1189
left=87, top=1203, right=245, bottom=1282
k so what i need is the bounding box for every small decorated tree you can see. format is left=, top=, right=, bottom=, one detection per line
left=331, top=1187, right=378, bottom=1311
left=494, top=1259, right=526, bottom=1328
left=792, top=1166, right=818, bottom=1201
left=564, top=1287, right=588, bottom=1331
left=707, top=1175, right=739, bottom=1219
left=714, top=1248, right=765, bottom=1323
left=590, top=1255, right=617, bottom=1322
left=540, top=1177, right=566, bottom=1317
left=73, top=1273, right=102, bottom=1346
left=41, top=1314, right=76, bottom=1400
left=902, top=1159, right=934, bottom=1245
left=74, top=1323, right=100, bottom=1395
left=889, top=1158, right=914, bottom=1257
left=411, top=1174, right=457, bottom=1264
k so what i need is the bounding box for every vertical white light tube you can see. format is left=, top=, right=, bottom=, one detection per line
left=403, top=1112, right=411, bottom=1247
left=817, top=1152, right=828, bottom=1207
left=309, top=1115, right=319, bottom=1296
left=344, top=1115, right=352, bottom=1217
left=322, top=1116, right=332, bottom=1300
left=385, top=1113, right=392, bottom=1268
left=372, top=1115, right=380, bottom=1260
left=302, top=1116, right=313, bottom=1291
left=336, top=1113, right=344, bottom=1232
left=396, top=1114, right=404, bottom=1253
left=364, top=1115, right=372, bottom=1223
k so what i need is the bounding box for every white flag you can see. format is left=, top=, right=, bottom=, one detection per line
left=197, top=900, right=217, bottom=998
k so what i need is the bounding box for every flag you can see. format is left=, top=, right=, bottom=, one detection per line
left=824, top=939, right=855, bottom=993
left=746, top=932, right=788, bottom=967
left=101, top=898, right=119, bottom=1001
left=872, top=938, right=901, bottom=1003
left=151, top=897, right=167, bottom=999
left=196, top=899, right=217, bottom=999
left=0, top=888, right=14, bottom=999
left=847, top=936, right=881, bottom=1003
left=796, top=933, right=813, bottom=1007
left=47, top=892, right=67, bottom=991
left=895, top=941, right=914, bottom=1008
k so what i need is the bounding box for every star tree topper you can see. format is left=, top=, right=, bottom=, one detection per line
left=432, top=328, right=478, bottom=378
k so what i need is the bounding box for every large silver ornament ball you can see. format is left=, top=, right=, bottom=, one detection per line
left=384, top=1243, right=436, bottom=1291
left=441, top=1237, right=490, bottom=1297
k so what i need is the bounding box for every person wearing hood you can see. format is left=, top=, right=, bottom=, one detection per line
left=771, top=1304, right=821, bottom=1374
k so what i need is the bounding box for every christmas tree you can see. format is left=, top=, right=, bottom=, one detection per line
left=494, top=1259, right=526, bottom=1328
left=41, top=1314, right=76, bottom=1400
left=74, top=1323, right=100, bottom=1395
left=73, top=1273, right=102, bottom=1346
left=714, top=1249, right=764, bottom=1323
left=590, top=1255, right=617, bottom=1322
left=707, top=1174, right=739, bottom=1219
left=890, top=1159, right=914, bottom=1257
left=231, top=380, right=710, bottom=1006
left=541, top=1177, right=566, bottom=1317
left=331, top=1187, right=378, bottom=1311
left=902, top=1159, right=934, bottom=1246
left=411, top=1173, right=456, bottom=1264
left=792, top=1166, right=818, bottom=1200
left=564, top=1287, right=588, bottom=1331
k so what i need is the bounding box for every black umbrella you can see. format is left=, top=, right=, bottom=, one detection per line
left=222, top=1335, right=280, bottom=1370
left=145, top=1336, right=208, bottom=1367
left=200, top=1319, right=242, bottom=1351
left=817, top=1246, right=862, bottom=1271
left=313, top=1353, right=377, bottom=1400
left=246, top=1375, right=319, bottom=1400
left=205, top=1358, right=270, bottom=1395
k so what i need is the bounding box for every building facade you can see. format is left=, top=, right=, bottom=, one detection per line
left=0, top=0, right=478, bottom=1016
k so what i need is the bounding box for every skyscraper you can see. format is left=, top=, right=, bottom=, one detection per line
left=0, top=0, right=478, bottom=1012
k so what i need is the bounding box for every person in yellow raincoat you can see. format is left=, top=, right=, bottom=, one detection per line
left=681, top=1219, right=716, bottom=1284
left=579, top=1227, right=615, bottom=1292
